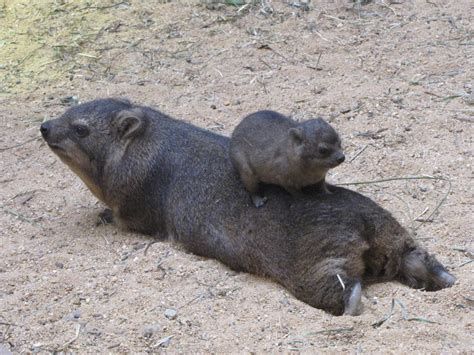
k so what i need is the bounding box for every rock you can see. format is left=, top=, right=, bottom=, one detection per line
left=60, top=96, right=79, bottom=106
left=86, top=325, right=102, bottom=336
left=392, top=95, right=403, bottom=104
left=154, top=335, right=173, bottom=348
left=64, top=309, right=81, bottom=321
left=463, top=93, right=474, bottom=105
left=164, top=308, right=177, bottom=320
left=0, top=344, right=12, bottom=355
left=142, top=323, right=161, bottom=338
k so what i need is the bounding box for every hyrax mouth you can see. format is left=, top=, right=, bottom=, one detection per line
left=47, top=142, right=64, bottom=151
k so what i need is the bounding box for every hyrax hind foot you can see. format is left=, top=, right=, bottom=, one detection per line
left=251, top=194, right=267, bottom=208
left=399, top=246, right=456, bottom=291
left=97, top=208, right=114, bottom=226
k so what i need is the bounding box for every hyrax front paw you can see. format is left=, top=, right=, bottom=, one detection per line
left=97, top=208, right=114, bottom=226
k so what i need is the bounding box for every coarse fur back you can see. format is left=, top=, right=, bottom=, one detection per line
left=41, top=99, right=455, bottom=315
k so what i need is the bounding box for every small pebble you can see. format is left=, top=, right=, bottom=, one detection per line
left=0, top=344, right=12, bottom=355
left=142, top=323, right=161, bottom=338
left=64, top=309, right=81, bottom=321
left=164, top=308, right=177, bottom=320
left=154, top=335, right=173, bottom=348
left=391, top=95, right=403, bottom=104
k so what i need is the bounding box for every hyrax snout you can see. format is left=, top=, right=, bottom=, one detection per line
left=230, top=110, right=344, bottom=207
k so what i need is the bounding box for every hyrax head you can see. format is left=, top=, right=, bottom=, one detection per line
left=40, top=98, right=148, bottom=202
left=288, top=117, right=345, bottom=169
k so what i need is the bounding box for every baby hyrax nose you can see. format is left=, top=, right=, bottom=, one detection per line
left=336, top=153, right=345, bottom=164
left=40, top=122, right=51, bottom=138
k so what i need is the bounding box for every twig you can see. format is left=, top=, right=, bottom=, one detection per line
left=336, top=274, right=345, bottom=290
left=0, top=205, right=39, bottom=224
left=57, top=324, right=81, bottom=352
left=372, top=299, right=396, bottom=328
left=349, top=144, right=370, bottom=162
left=144, top=240, right=158, bottom=256
left=451, top=116, right=474, bottom=123
left=413, top=207, right=429, bottom=221
left=337, top=175, right=445, bottom=186
left=315, top=52, right=322, bottom=69
left=314, top=31, right=330, bottom=43
left=309, top=327, right=354, bottom=335
left=458, top=259, right=473, bottom=268
left=102, top=235, right=110, bottom=245
left=79, top=1, right=129, bottom=11
left=379, top=3, right=397, bottom=16
left=415, top=177, right=451, bottom=226
left=0, top=137, right=40, bottom=152
left=354, top=128, right=388, bottom=139
left=337, top=175, right=451, bottom=228
left=372, top=298, right=439, bottom=328
left=453, top=247, right=474, bottom=267
left=452, top=247, right=474, bottom=259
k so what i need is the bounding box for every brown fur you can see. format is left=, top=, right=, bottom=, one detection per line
left=40, top=99, right=455, bottom=316
left=230, top=111, right=345, bottom=207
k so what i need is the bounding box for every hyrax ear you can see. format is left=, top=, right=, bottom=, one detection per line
left=289, top=127, right=304, bottom=146
left=115, top=108, right=146, bottom=140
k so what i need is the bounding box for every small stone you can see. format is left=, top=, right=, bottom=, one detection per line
left=164, top=308, right=177, bottom=320
left=391, top=95, right=403, bottom=104
left=154, top=335, right=173, bottom=348
left=64, top=309, right=81, bottom=320
left=86, top=326, right=102, bottom=336
left=0, top=344, right=12, bottom=355
left=142, top=323, right=161, bottom=338
left=72, top=298, right=81, bottom=306
left=463, top=93, right=474, bottom=105
left=55, top=262, right=64, bottom=269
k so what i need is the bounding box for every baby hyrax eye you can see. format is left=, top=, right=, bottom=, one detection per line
left=74, top=125, right=90, bottom=138
left=318, top=146, right=330, bottom=156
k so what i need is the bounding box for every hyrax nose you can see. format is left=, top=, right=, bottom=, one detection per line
left=40, top=122, right=51, bottom=138
left=336, top=153, right=345, bottom=164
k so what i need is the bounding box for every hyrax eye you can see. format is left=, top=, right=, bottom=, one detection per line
left=74, top=125, right=89, bottom=138
left=318, top=146, right=330, bottom=156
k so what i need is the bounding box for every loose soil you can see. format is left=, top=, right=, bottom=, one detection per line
left=0, top=0, right=472, bottom=353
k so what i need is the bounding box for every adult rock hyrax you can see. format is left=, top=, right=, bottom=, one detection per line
left=40, top=98, right=456, bottom=316
left=230, top=111, right=345, bottom=207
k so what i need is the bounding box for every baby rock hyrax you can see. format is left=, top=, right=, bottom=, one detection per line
left=230, top=110, right=345, bottom=207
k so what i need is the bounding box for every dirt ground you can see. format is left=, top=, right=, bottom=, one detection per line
left=0, top=0, right=473, bottom=352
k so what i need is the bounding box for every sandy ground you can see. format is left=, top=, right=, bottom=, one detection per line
left=0, top=0, right=473, bottom=352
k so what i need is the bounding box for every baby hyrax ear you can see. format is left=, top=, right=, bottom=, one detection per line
left=116, top=108, right=146, bottom=140
left=289, top=127, right=304, bottom=145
